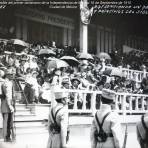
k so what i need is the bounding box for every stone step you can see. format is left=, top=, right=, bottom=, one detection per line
left=15, top=108, right=31, bottom=112
left=15, top=121, right=46, bottom=128
left=15, top=112, right=35, bottom=116
left=16, top=127, right=48, bottom=135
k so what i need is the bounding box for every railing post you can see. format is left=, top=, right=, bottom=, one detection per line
left=129, top=96, right=132, bottom=112
left=122, top=94, right=127, bottom=122
left=82, top=93, right=86, bottom=110
left=135, top=96, right=138, bottom=111
left=91, top=92, right=96, bottom=116
left=114, top=94, right=119, bottom=110
left=142, top=65, right=146, bottom=78
left=141, top=96, right=145, bottom=111
left=73, top=93, right=78, bottom=110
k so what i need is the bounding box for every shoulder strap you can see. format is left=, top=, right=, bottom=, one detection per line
left=141, top=114, right=148, bottom=131
left=51, top=107, right=63, bottom=124
left=95, top=112, right=111, bottom=129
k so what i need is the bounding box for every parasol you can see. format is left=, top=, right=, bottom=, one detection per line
left=98, top=52, right=111, bottom=60
left=111, top=68, right=123, bottom=77
left=60, top=56, right=80, bottom=66
left=38, top=48, right=56, bottom=56
left=77, top=52, right=93, bottom=60
left=8, top=39, right=28, bottom=47
left=46, top=58, right=69, bottom=69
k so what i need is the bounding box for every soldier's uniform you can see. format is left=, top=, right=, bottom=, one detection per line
left=47, top=89, right=69, bottom=148
left=90, top=89, right=123, bottom=148
left=1, top=69, right=15, bottom=142
left=136, top=113, right=148, bottom=148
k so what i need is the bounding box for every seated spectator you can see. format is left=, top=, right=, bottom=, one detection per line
left=39, top=75, right=51, bottom=103
left=69, top=77, right=83, bottom=109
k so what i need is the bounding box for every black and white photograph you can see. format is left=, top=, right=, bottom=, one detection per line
left=0, top=0, right=148, bottom=148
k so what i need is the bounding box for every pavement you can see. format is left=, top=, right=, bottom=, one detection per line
left=0, top=124, right=141, bottom=148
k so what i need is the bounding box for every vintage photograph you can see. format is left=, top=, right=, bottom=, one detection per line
left=0, top=1, right=148, bottom=148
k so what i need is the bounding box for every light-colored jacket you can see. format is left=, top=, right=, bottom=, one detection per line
left=1, top=79, right=14, bottom=113
left=136, top=114, right=148, bottom=148
left=47, top=103, right=68, bottom=148
left=90, top=104, right=123, bottom=148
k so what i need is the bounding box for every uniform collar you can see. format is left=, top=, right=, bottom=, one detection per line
left=100, top=104, right=111, bottom=111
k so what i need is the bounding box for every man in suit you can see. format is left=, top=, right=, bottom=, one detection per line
left=136, top=113, right=148, bottom=148
left=90, top=89, right=123, bottom=148
left=47, top=87, right=69, bottom=148
left=1, top=68, right=15, bottom=142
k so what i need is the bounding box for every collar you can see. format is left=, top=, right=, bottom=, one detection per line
left=100, top=104, right=111, bottom=111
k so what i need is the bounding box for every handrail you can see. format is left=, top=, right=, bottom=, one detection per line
left=52, top=88, right=148, bottom=116
left=105, top=65, right=148, bottom=82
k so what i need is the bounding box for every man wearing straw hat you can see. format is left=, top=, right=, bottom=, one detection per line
left=47, top=87, right=69, bottom=148
left=90, top=89, right=123, bottom=148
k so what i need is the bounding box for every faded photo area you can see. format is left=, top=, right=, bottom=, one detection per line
left=0, top=1, right=148, bottom=148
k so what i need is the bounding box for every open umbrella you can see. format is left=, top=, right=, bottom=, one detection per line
left=111, top=68, right=123, bottom=77
left=98, top=52, right=111, bottom=60
left=8, top=39, right=28, bottom=47
left=60, top=56, right=80, bottom=66
left=46, top=58, right=69, bottom=69
left=77, top=53, right=93, bottom=60
left=38, top=48, right=56, bottom=56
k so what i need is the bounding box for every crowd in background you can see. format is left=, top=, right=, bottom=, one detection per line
left=0, top=39, right=148, bottom=107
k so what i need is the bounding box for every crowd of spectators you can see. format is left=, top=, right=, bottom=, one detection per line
left=0, top=40, right=148, bottom=110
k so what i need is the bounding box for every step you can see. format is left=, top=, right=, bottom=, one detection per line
left=15, top=108, right=31, bottom=112
left=15, top=121, right=46, bottom=128
left=16, top=127, right=48, bottom=135
left=15, top=112, right=35, bottom=116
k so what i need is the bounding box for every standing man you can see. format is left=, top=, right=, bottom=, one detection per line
left=90, top=89, right=123, bottom=148
left=136, top=113, right=148, bottom=148
left=47, top=87, right=69, bottom=148
left=1, top=68, right=15, bottom=142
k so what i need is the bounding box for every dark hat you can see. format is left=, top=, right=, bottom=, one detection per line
left=101, top=89, right=115, bottom=101
left=20, top=57, right=28, bottom=61
left=71, top=77, right=81, bottom=84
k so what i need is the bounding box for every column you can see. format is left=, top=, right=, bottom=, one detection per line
left=16, top=17, right=21, bottom=39
left=101, top=29, right=104, bottom=52
left=63, top=28, right=68, bottom=46
left=109, top=32, right=112, bottom=53
left=22, top=19, right=28, bottom=41
left=96, top=26, right=101, bottom=55
left=79, top=0, right=88, bottom=53
left=68, top=28, right=72, bottom=46
left=80, top=22, right=88, bottom=53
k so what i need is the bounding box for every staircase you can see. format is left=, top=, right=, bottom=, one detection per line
left=14, top=104, right=49, bottom=136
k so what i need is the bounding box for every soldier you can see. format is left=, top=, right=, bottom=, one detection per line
left=1, top=68, right=15, bottom=142
left=47, top=88, right=69, bottom=148
left=90, top=89, right=123, bottom=148
left=136, top=113, right=148, bottom=148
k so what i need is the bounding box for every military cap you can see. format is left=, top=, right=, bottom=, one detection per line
left=54, top=86, right=68, bottom=100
